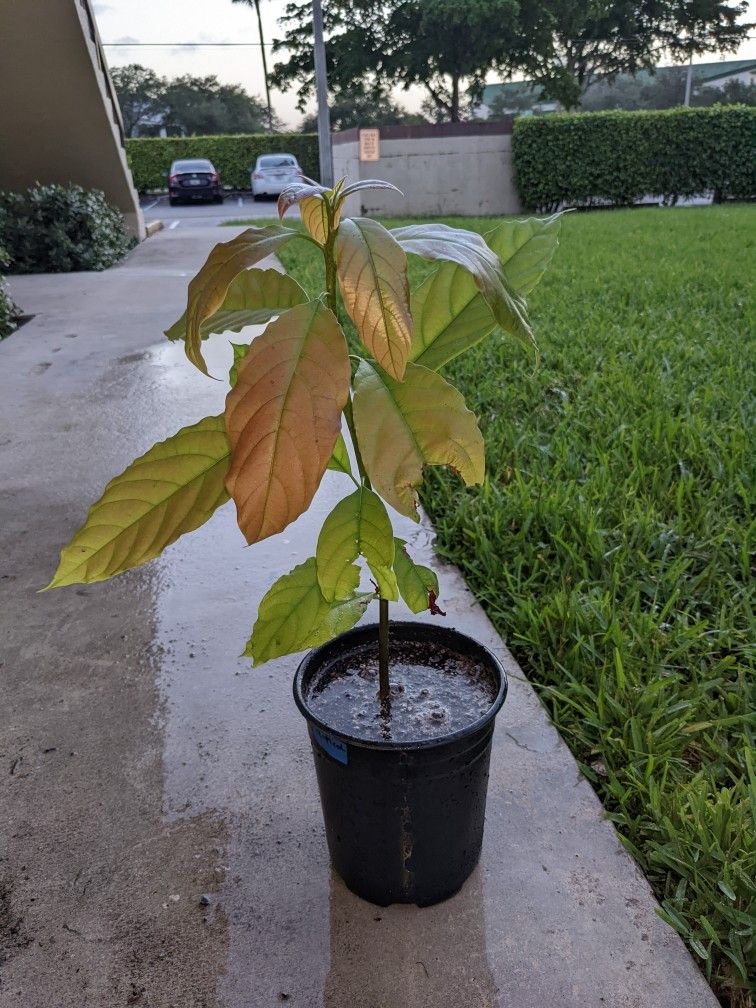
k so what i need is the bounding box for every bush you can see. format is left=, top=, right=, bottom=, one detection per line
left=0, top=184, right=134, bottom=274
left=0, top=244, right=21, bottom=339
left=513, top=106, right=756, bottom=210
left=126, top=133, right=320, bottom=191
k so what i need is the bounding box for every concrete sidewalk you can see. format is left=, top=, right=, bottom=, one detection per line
left=1, top=227, right=717, bottom=1008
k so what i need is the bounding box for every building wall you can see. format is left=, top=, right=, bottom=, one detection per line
left=0, top=0, right=144, bottom=239
left=332, top=122, right=522, bottom=218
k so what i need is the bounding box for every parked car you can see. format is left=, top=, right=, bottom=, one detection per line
left=167, top=159, right=223, bottom=205
left=250, top=154, right=302, bottom=200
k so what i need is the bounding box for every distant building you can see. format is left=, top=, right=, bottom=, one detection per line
left=479, top=59, right=756, bottom=117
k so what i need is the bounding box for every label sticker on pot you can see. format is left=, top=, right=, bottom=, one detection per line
left=313, top=726, right=348, bottom=765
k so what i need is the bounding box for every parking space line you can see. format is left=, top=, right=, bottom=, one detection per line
left=142, top=197, right=161, bottom=211
left=169, top=220, right=181, bottom=230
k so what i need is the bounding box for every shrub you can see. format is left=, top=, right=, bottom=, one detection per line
left=0, top=184, right=134, bottom=274
left=513, top=106, right=756, bottom=210
left=126, top=133, right=320, bottom=191
left=0, top=244, right=21, bottom=339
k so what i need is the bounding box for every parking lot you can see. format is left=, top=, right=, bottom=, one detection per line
left=140, top=193, right=299, bottom=229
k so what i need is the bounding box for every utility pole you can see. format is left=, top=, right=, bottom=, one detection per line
left=683, top=49, right=693, bottom=106
left=312, top=0, right=333, bottom=187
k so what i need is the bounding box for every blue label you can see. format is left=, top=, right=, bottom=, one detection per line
left=313, top=726, right=348, bottom=765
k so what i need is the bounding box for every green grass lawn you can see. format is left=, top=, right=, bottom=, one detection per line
left=236, top=206, right=755, bottom=1005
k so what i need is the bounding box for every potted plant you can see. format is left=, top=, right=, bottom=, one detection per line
left=46, top=178, right=561, bottom=906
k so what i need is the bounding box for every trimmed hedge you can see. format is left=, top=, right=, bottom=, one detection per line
left=513, top=106, right=756, bottom=210
left=126, top=133, right=320, bottom=191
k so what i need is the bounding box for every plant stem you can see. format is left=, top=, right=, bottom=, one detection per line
left=378, top=598, right=390, bottom=701
left=322, top=209, right=391, bottom=702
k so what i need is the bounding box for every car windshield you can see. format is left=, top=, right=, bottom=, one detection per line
left=172, top=160, right=213, bottom=173
left=258, top=156, right=297, bottom=168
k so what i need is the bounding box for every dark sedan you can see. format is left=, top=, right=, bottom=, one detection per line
left=168, top=159, right=223, bottom=205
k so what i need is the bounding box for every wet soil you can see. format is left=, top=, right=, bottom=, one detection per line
left=305, top=639, right=498, bottom=743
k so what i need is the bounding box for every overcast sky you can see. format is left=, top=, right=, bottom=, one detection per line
left=93, top=0, right=756, bottom=130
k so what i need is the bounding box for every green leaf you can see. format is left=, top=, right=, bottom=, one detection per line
left=229, top=342, right=249, bottom=387
left=44, top=416, right=230, bottom=589
left=409, top=263, right=496, bottom=371
left=327, top=432, right=354, bottom=478
left=352, top=358, right=485, bottom=518
left=490, top=213, right=563, bottom=296
left=394, top=538, right=440, bottom=613
left=224, top=302, right=351, bottom=544
left=165, top=268, right=307, bottom=345
left=185, top=226, right=298, bottom=374
left=316, top=485, right=398, bottom=602
left=335, top=217, right=413, bottom=380
left=392, top=222, right=536, bottom=358
left=409, top=215, right=561, bottom=371
left=245, top=557, right=372, bottom=665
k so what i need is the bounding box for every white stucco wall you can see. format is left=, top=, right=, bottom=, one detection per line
left=333, top=127, right=522, bottom=218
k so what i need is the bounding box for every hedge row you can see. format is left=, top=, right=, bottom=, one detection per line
left=513, top=106, right=756, bottom=210
left=126, top=134, right=320, bottom=192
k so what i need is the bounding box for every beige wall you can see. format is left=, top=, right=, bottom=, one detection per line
left=333, top=125, right=522, bottom=218
left=0, top=0, right=144, bottom=239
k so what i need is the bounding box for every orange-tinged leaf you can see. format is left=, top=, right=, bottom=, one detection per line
left=335, top=217, right=412, bottom=380
left=165, top=268, right=307, bottom=345
left=352, top=359, right=485, bottom=518
left=277, top=181, right=328, bottom=220
left=224, top=301, right=350, bottom=544
left=300, top=195, right=341, bottom=245
left=185, top=225, right=297, bottom=374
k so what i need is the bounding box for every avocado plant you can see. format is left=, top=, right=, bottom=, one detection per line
left=46, top=178, right=561, bottom=698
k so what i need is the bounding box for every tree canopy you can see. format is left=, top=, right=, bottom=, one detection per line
left=111, top=65, right=278, bottom=136
left=271, top=0, right=521, bottom=123
left=299, top=83, right=425, bottom=131
left=510, top=0, right=753, bottom=108
left=270, top=0, right=753, bottom=116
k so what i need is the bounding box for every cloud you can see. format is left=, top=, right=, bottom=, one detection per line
left=113, top=35, right=140, bottom=45
left=92, top=3, right=113, bottom=13
left=170, top=32, right=233, bottom=57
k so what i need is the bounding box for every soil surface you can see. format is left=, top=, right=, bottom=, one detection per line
left=306, top=640, right=498, bottom=743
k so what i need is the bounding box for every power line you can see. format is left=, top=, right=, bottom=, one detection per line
left=102, top=42, right=268, bottom=46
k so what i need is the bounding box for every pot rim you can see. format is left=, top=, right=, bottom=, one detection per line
left=293, top=620, right=508, bottom=753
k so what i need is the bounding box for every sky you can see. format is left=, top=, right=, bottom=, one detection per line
left=93, top=0, right=756, bottom=130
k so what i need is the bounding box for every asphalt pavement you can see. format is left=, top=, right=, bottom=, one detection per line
left=140, top=193, right=299, bottom=229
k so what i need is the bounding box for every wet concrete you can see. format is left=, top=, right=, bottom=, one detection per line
left=0, top=227, right=718, bottom=1007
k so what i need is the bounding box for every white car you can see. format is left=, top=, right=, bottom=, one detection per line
left=250, top=154, right=302, bottom=200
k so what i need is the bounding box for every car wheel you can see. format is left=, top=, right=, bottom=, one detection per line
left=214, top=194, right=224, bottom=204
left=253, top=194, right=263, bottom=202
left=169, top=197, right=179, bottom=206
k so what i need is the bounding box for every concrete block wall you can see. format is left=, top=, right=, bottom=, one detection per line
left=332, top=120, right=522, bottom=218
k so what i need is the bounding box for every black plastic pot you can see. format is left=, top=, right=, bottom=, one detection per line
left=294, top=621, right=507, bottom=907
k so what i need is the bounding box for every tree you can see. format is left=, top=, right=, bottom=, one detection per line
left=111, top=64, right=166, bottom=138
left=271, top=0, right=521, bottom=123
left=299, top=83, right=424, bottom=131
left=162, top=75, right=279, bottom=135
left=578, top=67, right=756, bottom=112
left=692, top=76, right=756, bottom=106
left=508, top=0, right=752, bottom=110
left=231, top=0, right=275, bottom=131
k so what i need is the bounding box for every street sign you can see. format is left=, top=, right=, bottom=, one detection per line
left=359, top=128, right=380, bottom=162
